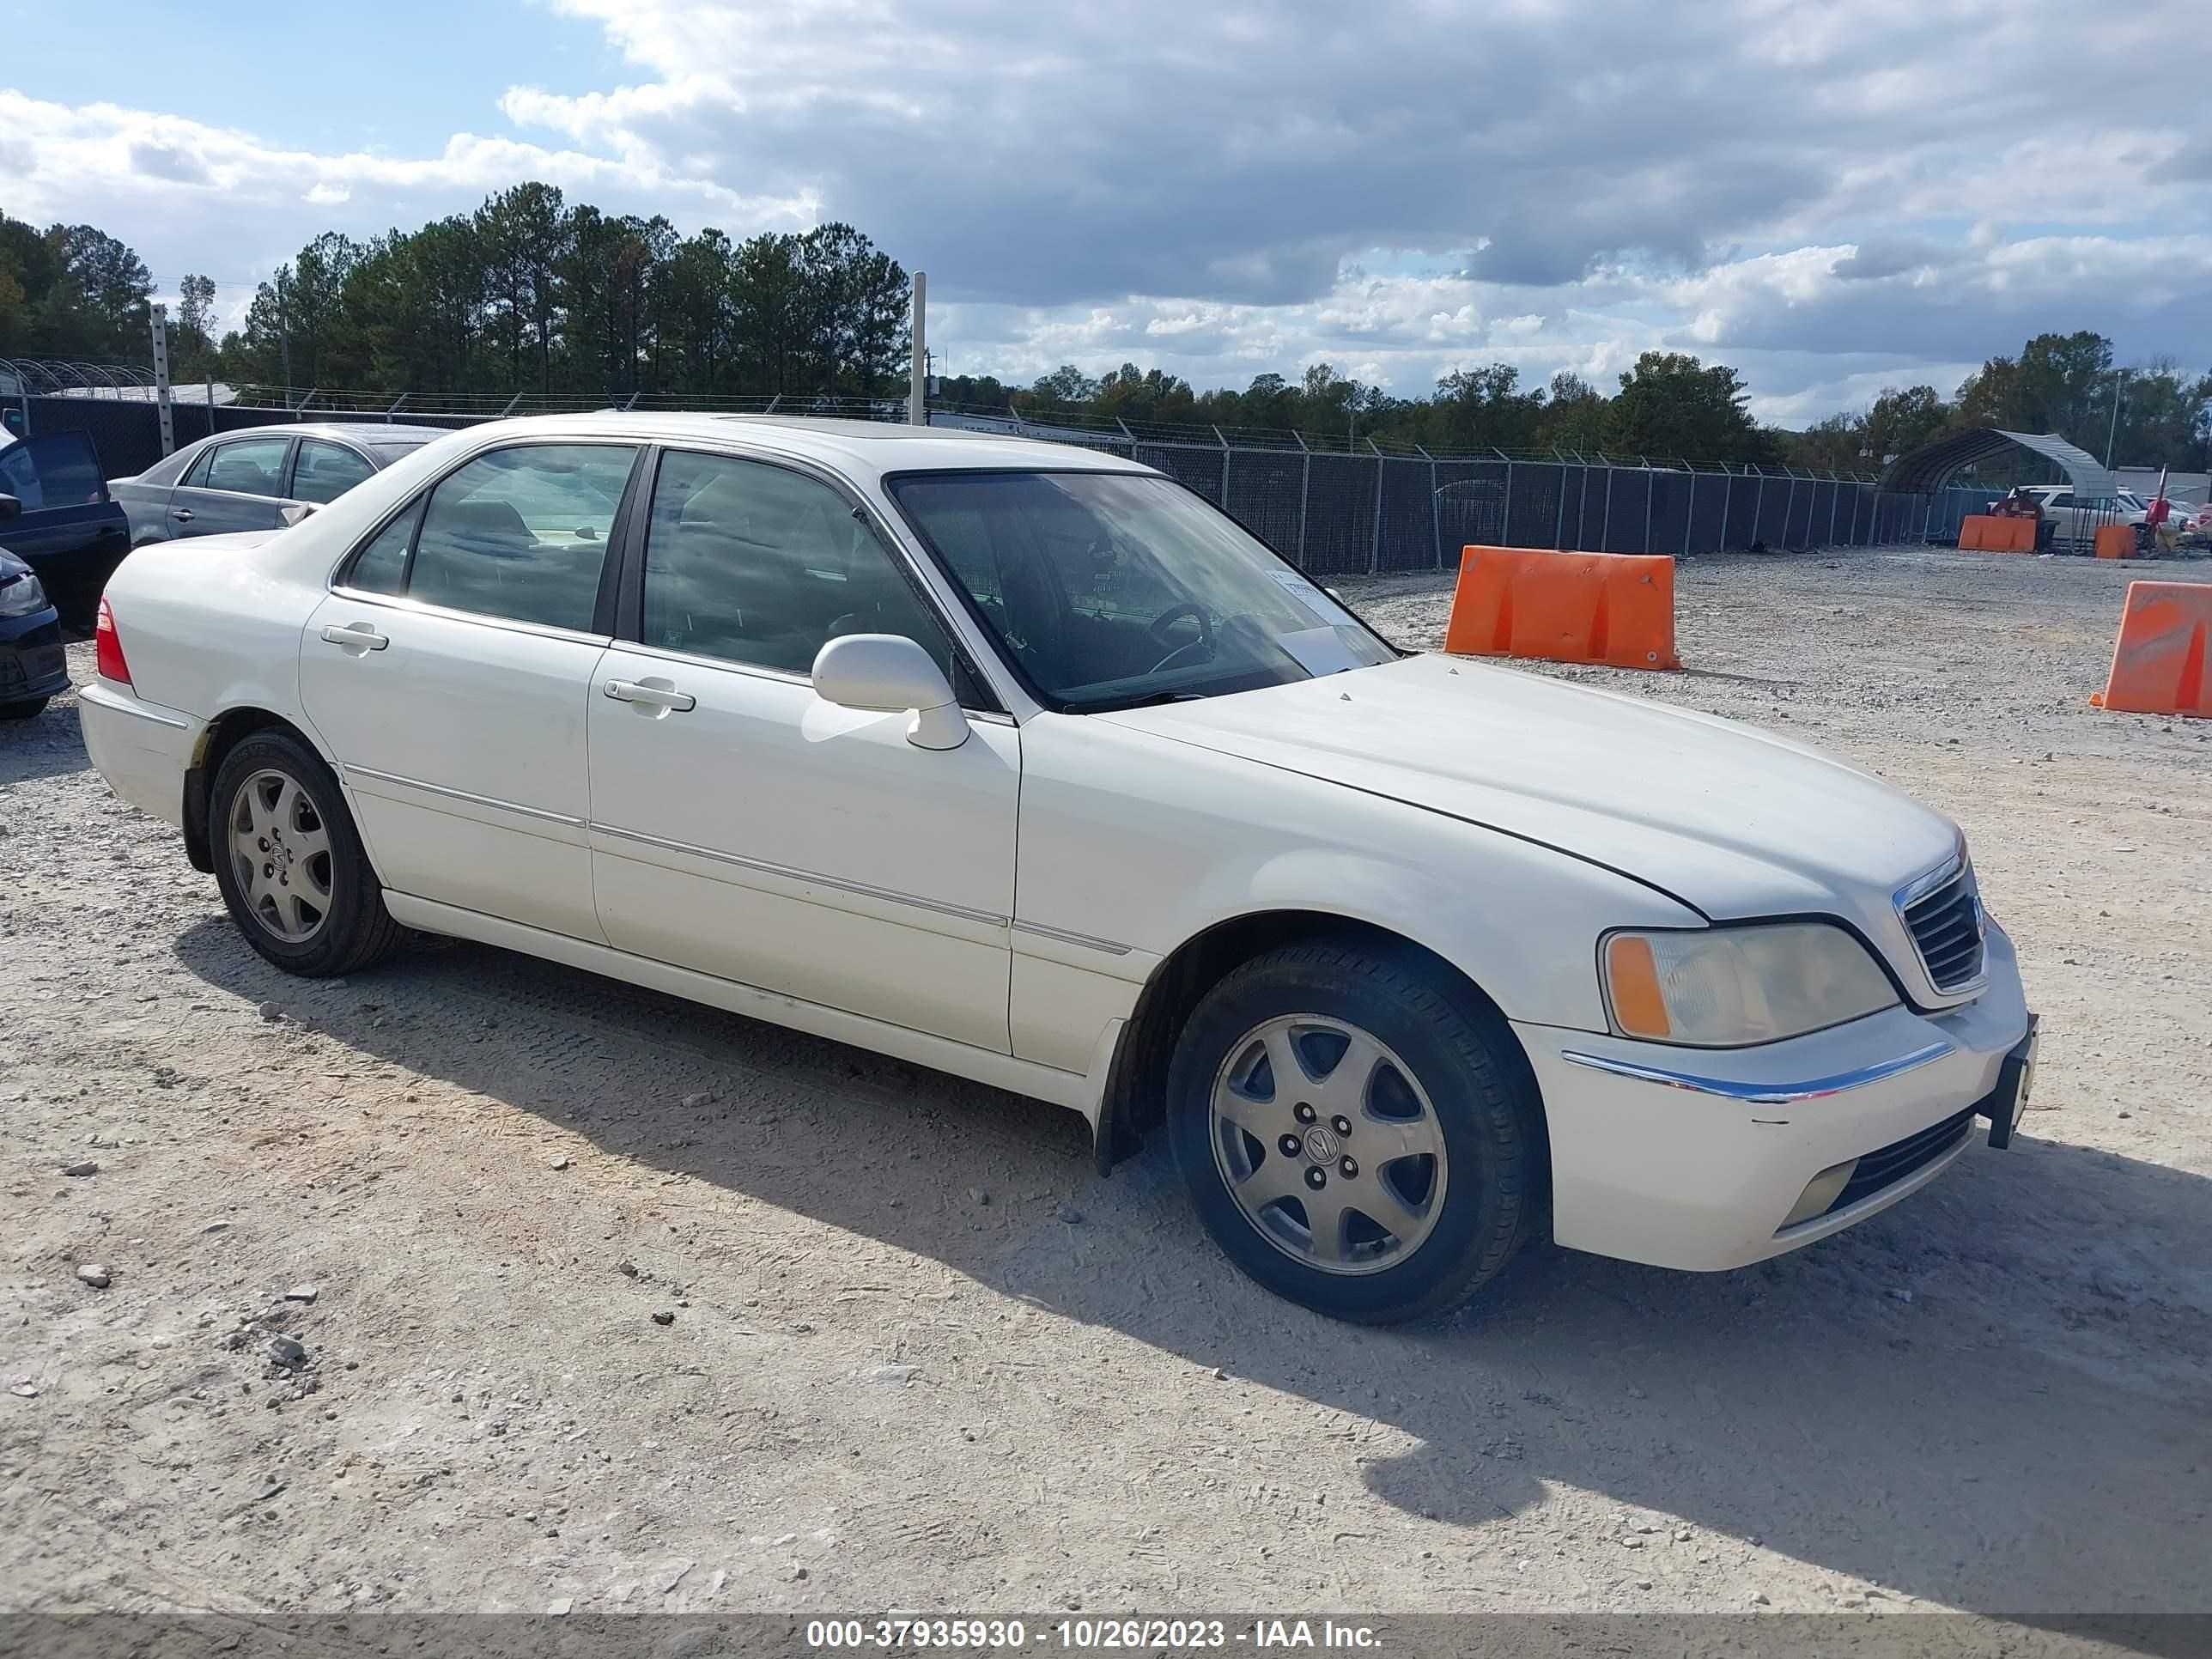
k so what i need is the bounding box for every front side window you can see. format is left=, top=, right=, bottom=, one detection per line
left=202, top=437, right=292, bottom=497
left=292, top=440, right=376, bottom=504
left=640, top=450, right=956, bottom=679
left=355, top=443, right=635, bottom=632
left=889, top=471, right=1395, bottom=710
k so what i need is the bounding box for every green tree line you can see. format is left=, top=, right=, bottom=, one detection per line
left=1787, top=331, right=2211, bottom=477
left=4, top=195, right=2208, bottom=469
left=2, top=185, right=912, bottom=401
left=994, top=332, right=2211, bottom=471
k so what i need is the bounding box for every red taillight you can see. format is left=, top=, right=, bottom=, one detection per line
left=94, top=596, right=132, bottom=686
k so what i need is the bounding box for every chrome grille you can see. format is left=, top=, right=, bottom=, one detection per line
left=1900, top=861, right=1984, bottom=992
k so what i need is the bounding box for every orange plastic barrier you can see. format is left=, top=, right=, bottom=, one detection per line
left=2091, top=581, right=2211, bottom=719
left=2094, top=525, right=2136, bottom=560
left=1443, top=545, right=1680, bottom=672
left=1959, top=514, right=2035, bottom=553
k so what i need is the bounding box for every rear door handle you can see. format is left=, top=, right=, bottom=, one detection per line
left=169, top=507, right=194, bottom=522
left=605, top=678, right=696, bottom=713
left=320, top=622, right=390, bottom=652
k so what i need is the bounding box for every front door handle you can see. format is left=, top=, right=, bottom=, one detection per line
left=319, top=621, right=390, bottom=653
left=169, top=507, right=194, bottom=522
left=605, top=678, right=696, bottom=714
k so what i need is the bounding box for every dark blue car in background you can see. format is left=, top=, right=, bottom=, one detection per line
left=0, top=429, right=132, bottom=630
left=0, top=545, right=66, bottom=720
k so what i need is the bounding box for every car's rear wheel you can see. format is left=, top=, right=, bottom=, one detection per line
left=209, top=730, right=400, bottom=977
left=1167, top=939, right=1542, bottom=1325
left=0, top=697, right=50, bottom=721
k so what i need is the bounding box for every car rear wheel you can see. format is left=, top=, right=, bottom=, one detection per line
left=0, top=697, right=50, bottom=721
left=1167, top=939, right=1543, bottom=1325
left=209, top=730, right=400, bottom=977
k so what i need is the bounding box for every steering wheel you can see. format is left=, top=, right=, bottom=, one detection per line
left=1146, top=603, right=1213, bottom=674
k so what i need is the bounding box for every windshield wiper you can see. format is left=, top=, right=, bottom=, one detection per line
left=1078, top=688, right=1212, bottom=713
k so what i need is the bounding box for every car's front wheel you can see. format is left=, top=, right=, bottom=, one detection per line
left=0, top=697, right=51, bottom=721
left=209, top=729, right=400, bottom=977
left=1167, top=939, right=1544, bottom=1324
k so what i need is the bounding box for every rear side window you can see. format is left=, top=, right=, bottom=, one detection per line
left=400, top=444, right=635, bottom=631
left=346, top=502, right=420, bottom=596
left=0, top=433, right=104, bottom=508
left=203, top=437, right=292, bottom=497
left=292, top=440, right=376, bottom=504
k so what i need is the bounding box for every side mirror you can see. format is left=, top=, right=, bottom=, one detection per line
left=811, top=633, right=969, bottom=751
left=0, top=493, right=18, bottom=522
left=280, top=502, right=319, bottom=527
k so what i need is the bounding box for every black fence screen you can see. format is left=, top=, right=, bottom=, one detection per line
left=13, top=395, right=1982, bottom=578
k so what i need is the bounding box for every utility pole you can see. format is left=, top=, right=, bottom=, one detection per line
left=908, top=272, right=927, bottom=426
left=149, top=305, right=175, bottom=458
left=275, top=268, right=292, bottom=393
left=2104, top=367, right=2124, bottom=470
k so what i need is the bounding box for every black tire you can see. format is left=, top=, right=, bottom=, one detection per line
left=0, top=697, right=50, bottom=721
left=1166, top=939, right=1544, bottom=1325
left=208, top=728, right=401, bottom=977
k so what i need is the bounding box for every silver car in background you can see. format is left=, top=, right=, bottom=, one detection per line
left=110, top=423, right=453, bottom=546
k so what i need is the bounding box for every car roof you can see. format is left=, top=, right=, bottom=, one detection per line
left=428, top=412, right=1155, bottom=483
left=190, top=422, right=454, bottom=448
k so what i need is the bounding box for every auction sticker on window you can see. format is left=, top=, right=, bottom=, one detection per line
left=1267, top=568, right=1351, bottom=619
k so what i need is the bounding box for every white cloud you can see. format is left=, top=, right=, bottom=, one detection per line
left=3, top=0, right=2207, bottom=417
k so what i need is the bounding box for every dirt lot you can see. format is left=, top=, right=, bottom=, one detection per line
left=3, top=545, right=2209, bottom=1622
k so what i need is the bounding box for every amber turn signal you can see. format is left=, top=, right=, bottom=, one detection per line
left=1605, top=933, right=1673, bottom=1039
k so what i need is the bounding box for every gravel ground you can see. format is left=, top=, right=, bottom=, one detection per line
left=3, top=544, right=2209, bottom=1623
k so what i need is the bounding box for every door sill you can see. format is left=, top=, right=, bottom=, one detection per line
left=380, top=890, right=1097, bottom=1121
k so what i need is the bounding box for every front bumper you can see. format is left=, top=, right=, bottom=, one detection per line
left=78, top=678, right=201, bottom=828
left=0, top=609, right=69, bottom=704
left=1515, top=920, right=2033, bottom=1271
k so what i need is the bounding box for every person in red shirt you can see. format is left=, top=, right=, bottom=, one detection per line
left=2144, top=491, right=2175, bottom=552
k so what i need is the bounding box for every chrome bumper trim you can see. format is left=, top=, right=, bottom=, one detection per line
left=1559, top=1038, right=1954, bottom=1105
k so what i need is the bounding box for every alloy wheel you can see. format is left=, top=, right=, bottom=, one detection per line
left=1208, top=1013, right=1449, bottom=1274
left=228, top=769, right=334, bottom=944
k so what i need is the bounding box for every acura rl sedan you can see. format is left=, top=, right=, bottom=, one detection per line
left=78, top=414, right=2037, bottom=1322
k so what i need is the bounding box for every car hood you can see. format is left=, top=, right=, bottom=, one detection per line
left=1096, top=652, right=1960, bottom=938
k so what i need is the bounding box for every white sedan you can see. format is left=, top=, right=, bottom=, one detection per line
left=80, top=415, right=2036, bottom=1323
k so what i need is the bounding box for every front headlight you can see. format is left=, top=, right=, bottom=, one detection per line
left=0, top=569, right=49, bottom=618
left=1601, top=922, right=1898, bottom=1048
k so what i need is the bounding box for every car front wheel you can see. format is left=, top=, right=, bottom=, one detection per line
left=0, top=697, right=50, bottom=721
left=1167, top=939, right=1544, bottom=1325
left=209, top=730, right=400, bottom=977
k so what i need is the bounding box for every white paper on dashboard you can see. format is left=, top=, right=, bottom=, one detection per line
left=1273, top=626, right=1365, bottom=678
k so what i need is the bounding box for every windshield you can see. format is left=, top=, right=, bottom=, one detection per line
left=888, top=471, right=1395, bottom=710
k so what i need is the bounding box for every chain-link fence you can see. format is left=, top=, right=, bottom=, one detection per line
left=969, top=413, right=1999, bottom=575
left=17, top=389, right=1995, bottom=576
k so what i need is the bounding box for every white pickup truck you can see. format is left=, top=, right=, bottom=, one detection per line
left=1990, top=485, right=2153, bottom=550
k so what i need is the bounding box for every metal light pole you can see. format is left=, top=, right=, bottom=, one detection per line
left=2104, top=368, right=2124, bottom=470
left=908, top=272, right=927, bottom=426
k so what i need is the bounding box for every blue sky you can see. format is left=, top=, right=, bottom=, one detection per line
left=4, top=1, right=614, bottom=150
left=4, top=0, right=2208, bottom=422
